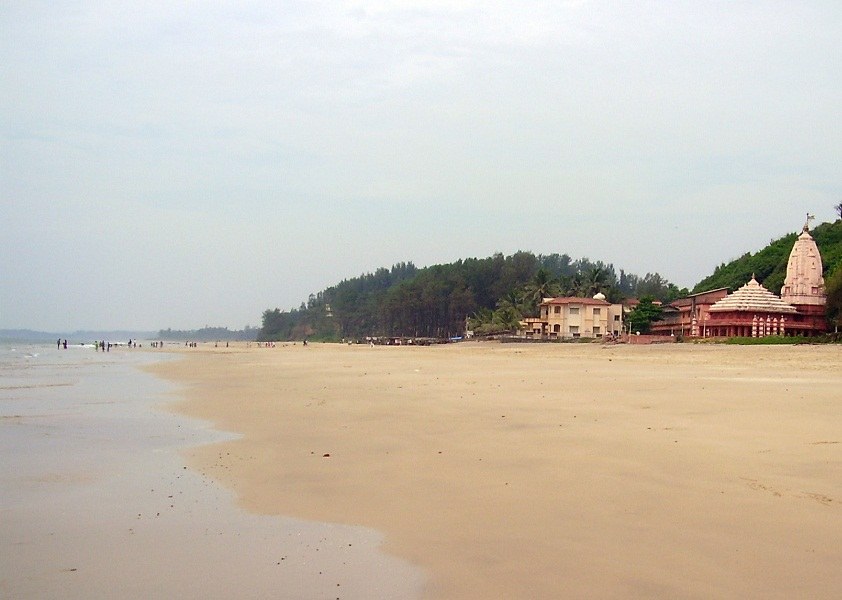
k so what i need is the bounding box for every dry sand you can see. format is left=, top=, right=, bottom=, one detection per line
left=152, top=341, right=842, bottom=599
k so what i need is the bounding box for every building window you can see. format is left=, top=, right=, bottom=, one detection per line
left=554, top=306, right=561, bottom=314
left=593, top=326, right=601, bottom=336
left=553, top=324, right=560, bottom=333
left=614, top=315, right=620, bottom=322
left=593, top=308, right=601, bottom=316
left=569, top=307, right=579, bottom=315
left=569, top=325, right=579, bottom=334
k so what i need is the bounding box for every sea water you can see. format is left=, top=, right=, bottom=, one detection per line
left=0, top=342, right=424, bottom=599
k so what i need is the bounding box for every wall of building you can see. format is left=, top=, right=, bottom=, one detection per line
left=540, top=301, right=623, bottom=339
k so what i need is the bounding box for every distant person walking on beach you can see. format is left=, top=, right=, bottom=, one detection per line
left=57, top=338, right=61, bottom=350
left=62, top=339, right=67, bottom=349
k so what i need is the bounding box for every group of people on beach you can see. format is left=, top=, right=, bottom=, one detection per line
left=54, top=339, right=314, bottom=351
left=54, top=338, right=158, bottom=351
left=245, top=340, right=307, bottom=348
left=92, top=339, right=137, bottom=351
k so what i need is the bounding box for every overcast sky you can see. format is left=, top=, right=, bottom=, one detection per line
left=2, top=1, right=840, bottom=332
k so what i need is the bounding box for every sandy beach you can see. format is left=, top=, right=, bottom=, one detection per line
left=153, top=341, right=842, bottom=599
left=0, top=345, right=421, bottom=599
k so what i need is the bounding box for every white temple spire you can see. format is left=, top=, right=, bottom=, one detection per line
left=781, top=220, right=825, bottom=307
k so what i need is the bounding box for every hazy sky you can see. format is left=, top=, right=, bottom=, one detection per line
left=2, top=1, right=840, bottom=332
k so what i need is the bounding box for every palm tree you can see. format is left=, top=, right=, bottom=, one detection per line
left=467, top=307, right=494, bottom=331
left=522, top=269, right=561, bottom=316
left=497, top=289, right=522, bottom=309
left=578, top=266, right=610, bottom=297
left=493, top=306, right=524, bottom=332
left=557, top=274, right=578, bottom=296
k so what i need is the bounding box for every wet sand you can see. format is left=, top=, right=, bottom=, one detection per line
left=0, top=345, right=421, bottom=599
left=154, top=341, right=842, bottom=599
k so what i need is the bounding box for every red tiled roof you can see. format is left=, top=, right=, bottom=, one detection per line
left=623, top=298, right=663, bottom=307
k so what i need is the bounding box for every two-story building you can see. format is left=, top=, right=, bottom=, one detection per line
left=527, top=294, right=624, bottom=340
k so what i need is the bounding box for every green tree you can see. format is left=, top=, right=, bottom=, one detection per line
left=258, top=251, right=686, bottom=341
left=493, top=306, right=523, bottom=332
left=467, top=307, right=494, bottom=332
left=521, top=269, right=561, bottom=316
left=496, top=289, right=526, bottom=314
left=577, top=266, right=610, bottom=297
left=467, top=306, right=521, bottom=336
left=626, top=296, right=663, bottom=334
left=825, top=267, right=842, bottom=332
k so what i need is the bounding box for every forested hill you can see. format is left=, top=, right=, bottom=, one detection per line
left=260, top=252, right=686, bottom=341
left=693, top=219, right=842, bottom=295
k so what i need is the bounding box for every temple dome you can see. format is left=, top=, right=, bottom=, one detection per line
left=781, top=225, right=825, bottom=306
left=709, top=277, right=797, bottom=314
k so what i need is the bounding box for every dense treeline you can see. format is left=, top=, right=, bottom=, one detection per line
left=259, top=253, right=686, bottom=341
left=259, top=217, right=842, bottom=341
left=693, top=219, right=842, bottom=295
left=158, top=326, right=259, bottom=341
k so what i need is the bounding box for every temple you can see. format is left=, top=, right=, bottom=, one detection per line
left=705, top=276, right=797, bottom=337
left=651, top=217, right=828, bottom=338
left=780, top=220, right=828, bottom=332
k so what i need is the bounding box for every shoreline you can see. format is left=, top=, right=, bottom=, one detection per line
left=153, top=341, right=842, bottom=599
left=0, top=344, right=422, bottom=599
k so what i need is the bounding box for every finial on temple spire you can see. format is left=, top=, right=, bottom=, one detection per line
left=804, top=212, right=815, bottom=232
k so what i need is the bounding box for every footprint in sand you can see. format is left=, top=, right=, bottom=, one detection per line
left=743, top=478, right=835, bottom=506
left=801, top=492, right=834, bottom=506
left=741, top=477, right=783, bottom=497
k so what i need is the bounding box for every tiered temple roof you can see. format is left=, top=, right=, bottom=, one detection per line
left=708, top=277, right=797, bottom=314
